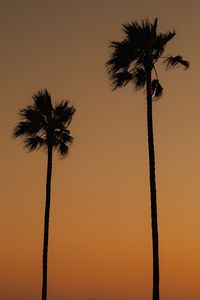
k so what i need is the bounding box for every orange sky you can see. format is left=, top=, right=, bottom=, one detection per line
left=0, top=1, right=200, bottom=300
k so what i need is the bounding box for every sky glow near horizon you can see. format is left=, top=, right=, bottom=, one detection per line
left=0, top=1, right=200, bottom=300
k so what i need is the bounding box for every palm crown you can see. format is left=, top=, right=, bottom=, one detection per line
left=106, top=18, right=189, bottom=98
left=13, top=89, right=76, bottom=157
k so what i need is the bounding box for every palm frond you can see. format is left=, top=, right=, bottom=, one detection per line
left=54, top=101, right=76, bottom=125
left=164, top=55, right=189, bottom=69
left=61, top=131, right=73, bottom=144
left=124, top=18, right=157, bottom=39
left=57, top=143, right=69, bottom=157
left=20, top=106, right=45, bottom=126
left=24, top=136, right=46, bottom=151
left=132, top=67, right=146, bottom=90
left=32, top=89, right=53, bottom=116
left=106, top=40, right=135, bottom=73
left=157, top=31, right=176, bottom=47
left=123, top=21, right=142, bottom=39
left=151, top=18, right=158, bottom=37
left=19, top=105, right=35, bottom=119
left=142, top=17, right=158, bottom=37
left=123, top=21, right=148, bottom=50
left=53, top=129, right=73, bottom=146
left=151, top=79, right=163, bottom=99
left=153, top=31, right=176, bottom=59
left=13, top=121, right=42, bottom=137
left=13, top=121, right=30, bottom=137
left=111, top=71, right=133, bottom=90
left=124, top=18, right=160, bottom=54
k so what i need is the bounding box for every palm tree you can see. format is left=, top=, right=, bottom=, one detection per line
left=106, top=18, right=189, bottom=300
left=13, top=89, right=76, bottom=300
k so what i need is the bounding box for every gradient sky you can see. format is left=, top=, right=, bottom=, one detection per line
left=0, top=1, right=200, bottom=300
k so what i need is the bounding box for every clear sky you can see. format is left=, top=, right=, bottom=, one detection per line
left=0, top=1, right=199, bottom=300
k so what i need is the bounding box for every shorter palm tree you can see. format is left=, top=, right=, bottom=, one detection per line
left=13, top=89, right=76, bottom=300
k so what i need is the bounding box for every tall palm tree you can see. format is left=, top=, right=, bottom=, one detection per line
left=106, top=18, right=189, bottom=300
left=13, top=89, right=76, bottom=300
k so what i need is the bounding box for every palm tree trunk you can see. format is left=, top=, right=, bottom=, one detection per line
left=42, top=145, right=53, bottom=300
left=146, top=69, right=160, bottom=300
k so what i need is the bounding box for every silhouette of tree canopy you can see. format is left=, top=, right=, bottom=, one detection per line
left=107, top=18, right=189, bottom=96
left=13, top=89, right=75, bottom=156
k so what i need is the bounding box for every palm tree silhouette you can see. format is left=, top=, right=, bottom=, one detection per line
left=13, top=89, right=76, bottom=300
left=106, top=18, right=189, bottom=300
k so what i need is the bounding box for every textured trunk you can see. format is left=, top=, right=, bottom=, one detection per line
left=146, top=69, right=160, bottom=300
left=42, top=145, right=53, bottom=300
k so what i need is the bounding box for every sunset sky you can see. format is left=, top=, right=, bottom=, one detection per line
left=0, top=1, right=200, bottom=300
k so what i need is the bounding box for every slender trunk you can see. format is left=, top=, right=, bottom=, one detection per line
left=42, top=145, right=53, bottom=300
left=146, top=68, right=160, bottom=300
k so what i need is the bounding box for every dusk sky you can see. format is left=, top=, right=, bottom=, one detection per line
left=0, top=1, right=200, bottom=300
